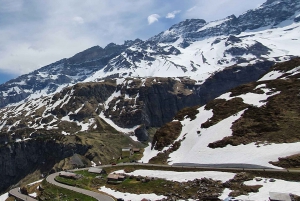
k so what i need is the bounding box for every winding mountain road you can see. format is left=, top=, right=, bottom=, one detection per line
left=9, top=163, right=300, bottom=201
left=9, top=188, right=37, bottom=201
left=47, top=172, right=114, bottom=201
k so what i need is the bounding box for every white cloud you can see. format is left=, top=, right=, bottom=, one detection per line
left=0, top=0, right=157, bottom=75
left=73, top=16, right=84, bottom=24
left=187, top=6, right=197, bottom=12
left=147, top=14, right=160, bottom=25
left=166, top=10, right=181, bottom=19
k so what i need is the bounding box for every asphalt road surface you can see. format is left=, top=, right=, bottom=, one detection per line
left=46, top=172, right=114, bottom=201
left=9, top=188, right=37, bottom=201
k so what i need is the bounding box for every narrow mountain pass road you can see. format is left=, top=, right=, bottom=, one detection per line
left=46, top=172, right=114, bottom=201
left=9, top=163, right=300, bottom=201
left=9, top=187, right=37, bottom=201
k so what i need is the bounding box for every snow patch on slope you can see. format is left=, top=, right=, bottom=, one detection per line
left=217, top=87, right=280, bottom=107
left=258, top=70, right=284, bottom=81
left=164, top=105, right=300, bottom=168
left=99, top=112, right=139, bottom=134
left=114, top=169, right=235, bottom=183
left=236, top=178, right=300, bottom=200
left=99, top=187, right=167, bottom=201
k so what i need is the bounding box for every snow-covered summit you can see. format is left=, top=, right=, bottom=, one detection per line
left=85, top=0, right=300, bottom=83
left=149, top=0, right=300, bottom=45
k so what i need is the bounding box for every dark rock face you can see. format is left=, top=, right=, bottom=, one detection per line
left=225, top=41, right=271, bottom=57
left=0, top=139, right=89, bottom=193
left=50, top=78, right=201, bottom=131
left=225, top=35, right=243, bottom=46
left=134, top=125, right=149, bottom=141
left=295, top=15, right=300, bottom=22
left=197, top=61, right=275, bottom=104
left=140, top=81, right=198, bottom=127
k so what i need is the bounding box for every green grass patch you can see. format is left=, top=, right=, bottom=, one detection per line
left=116, top=151, right=144, bottom=164
left=55, top=174, right=107, bottom=190
left=75, top=170, right=100, bottom=178
left=38, top=179, right=97, bottom=201
left=107, top=178, right=200, bottom=197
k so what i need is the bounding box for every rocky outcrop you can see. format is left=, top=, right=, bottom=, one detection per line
left=0, top=138, right=90, bottom=193
left=197, top=60, right=275, bottom=105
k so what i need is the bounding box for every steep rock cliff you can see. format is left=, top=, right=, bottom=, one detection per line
left=0, top=138, right=89, bottom=193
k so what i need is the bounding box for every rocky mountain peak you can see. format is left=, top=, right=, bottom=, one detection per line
left=238, top=0, right=300, bottom=29
left=124, top=38, right=143, bottom=46
left=67, top=45, right=104, bottom=64
left=148, top=0, right=299, bottom=45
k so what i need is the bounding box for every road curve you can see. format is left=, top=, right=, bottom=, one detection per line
left=9, top=187, right=37, bottom=201
left=46, top=172, right=114, bottom=201
left=9, top=163, right=300, bottom=201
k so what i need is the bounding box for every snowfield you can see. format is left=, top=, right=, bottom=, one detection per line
left=99, top=186, right=167, bottom=201
left=113, top=169, right=236, bottom=183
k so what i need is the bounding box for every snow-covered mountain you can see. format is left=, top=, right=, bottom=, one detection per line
left=1, top=0, right=300, bottom=193
left=85, top=0, right=300, bottom=81
left=0, top=40, right=139, bottom=108
left=142, top=57, right=300, bottom=169
left=0, top=0, right=300, bottom=108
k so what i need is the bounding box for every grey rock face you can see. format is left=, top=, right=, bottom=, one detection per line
left=225, top=41, right=271, bottom=57
left=0, top=140, right=89, bottom=193
left=197, top=60, right=275, bottom=104
left=134, top=125, right=149, bottom=141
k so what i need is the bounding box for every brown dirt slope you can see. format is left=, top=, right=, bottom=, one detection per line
left=151, top=121, right=182, bottom=151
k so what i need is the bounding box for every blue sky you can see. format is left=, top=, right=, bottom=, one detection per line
left=0, top=0, right=266, bottom=84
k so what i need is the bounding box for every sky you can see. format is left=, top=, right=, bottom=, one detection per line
left=0, top=0, right=266, bottom=84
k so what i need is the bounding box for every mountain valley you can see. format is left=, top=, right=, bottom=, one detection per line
left=0, top=0, right=300, bottom=200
